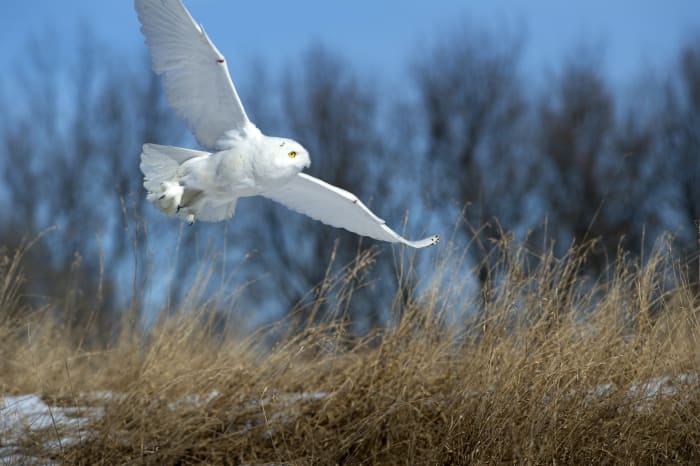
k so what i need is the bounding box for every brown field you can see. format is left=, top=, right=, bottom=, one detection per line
left=1, top=236, right=699, bottom=465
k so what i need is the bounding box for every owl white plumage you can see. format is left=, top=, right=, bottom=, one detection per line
left=135, top=0, right=439, bottom=248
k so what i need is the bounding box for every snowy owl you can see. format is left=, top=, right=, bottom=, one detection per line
left=134, top=0, right=439, bottom=248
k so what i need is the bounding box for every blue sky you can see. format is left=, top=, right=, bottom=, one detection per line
left=2, top=0, right=700, bottom=87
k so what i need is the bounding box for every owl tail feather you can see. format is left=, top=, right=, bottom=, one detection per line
left=139, top=143, right=209, bottom=216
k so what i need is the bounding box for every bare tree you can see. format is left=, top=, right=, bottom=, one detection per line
left=535, top=52, right=615, bottom=265
left=663, top=37, right=700, bottom=284
left=0, top=31, right=182, bottom=341
left=412, top=22, right=531, bottom=287
left=238, top=45, right=399, bottom=330
left=535, top=50, right=673, bottom=276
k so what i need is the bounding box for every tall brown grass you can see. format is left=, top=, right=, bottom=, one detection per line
left=2, top=233, right=700, bottom=465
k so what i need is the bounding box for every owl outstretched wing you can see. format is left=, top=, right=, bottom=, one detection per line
left=135, top=0, right=253, bottom=150
left=262, top=174, right=439, bottom=249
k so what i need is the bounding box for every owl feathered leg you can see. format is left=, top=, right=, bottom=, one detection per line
left=140, top=143, right=210, bottom=220
left=151, top=181, right=184, bottom=216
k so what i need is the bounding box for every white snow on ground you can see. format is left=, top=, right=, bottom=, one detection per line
left=0, top=379, right=691, bottom=462
left=628, top=374, right=698, bottom=399
left=166, top=390, right=221, bottom=410
left=0, top=393, right=104, bottom=464
left=0, top=390, right=326, bottom=463
left=0, top=394, right=102, bottom=463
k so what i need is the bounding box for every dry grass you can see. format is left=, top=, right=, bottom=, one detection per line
left=2, top=235, right=700, bottom=465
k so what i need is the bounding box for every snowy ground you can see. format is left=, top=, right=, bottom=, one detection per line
left=0, top=393, right=104, bottom=464
left=0, top=390, right=326, bottom=464
left=0, top=378, right=692, bottom=463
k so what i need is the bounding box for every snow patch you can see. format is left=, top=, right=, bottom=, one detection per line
left=1, top=394, right=101, bottom=463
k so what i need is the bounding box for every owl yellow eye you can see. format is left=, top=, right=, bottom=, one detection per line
left=288, top=151, right=297, bottom=158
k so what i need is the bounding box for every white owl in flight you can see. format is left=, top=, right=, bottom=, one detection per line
left=134, top=0, right=439, bottom=248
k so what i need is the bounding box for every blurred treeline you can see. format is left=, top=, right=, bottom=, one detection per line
left=1, top=24, right=699, bottom=340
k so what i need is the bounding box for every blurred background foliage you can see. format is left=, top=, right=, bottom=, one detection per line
left=1, top=22, right=699, bottom=341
